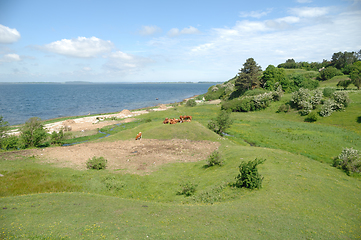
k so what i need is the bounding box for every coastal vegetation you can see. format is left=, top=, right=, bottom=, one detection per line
left=1, top=50, right=361, bottom=239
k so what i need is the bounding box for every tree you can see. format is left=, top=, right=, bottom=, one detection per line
left=331, top=51, right=358, bottom=69
left=350, top=62, right=361, bottom=90
left=317, top=66, right=339, bottom=81
left=235, top=58, right=262, bottom=92
left=20, top=117, right=47, bottom=147
left=261, top=65, right=286, bottom=90
left=0, top=116, right=9, bottom=148
left=208, top=110, right=233, bottom=135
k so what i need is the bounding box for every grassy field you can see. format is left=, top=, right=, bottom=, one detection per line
left=1, top=82, right=361, bottom=239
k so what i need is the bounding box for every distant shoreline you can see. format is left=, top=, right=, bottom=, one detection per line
left=0, top=81, right=221, bottom=85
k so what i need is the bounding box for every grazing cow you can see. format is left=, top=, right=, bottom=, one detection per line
left=163, top=118, right=169, bottom=124
left=135, top=132, right=142, bottom=140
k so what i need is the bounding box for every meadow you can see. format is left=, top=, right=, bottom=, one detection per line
left=1, top=79, right=361, bottom=239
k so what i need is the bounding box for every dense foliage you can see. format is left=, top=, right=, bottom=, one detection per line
left=235, top=158, right=266, bottom=189
left=20, top=117, right=47, bottom=148
left=235, top=58, right=262, bottom=93
left=208, top=110, right=233, bottom=135
left=333, top=148, right=361, bottom=175
left=0, top=116, right=8, bottom=149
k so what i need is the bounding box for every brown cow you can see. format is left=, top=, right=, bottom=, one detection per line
left=135, top=132, right=142, bottom=140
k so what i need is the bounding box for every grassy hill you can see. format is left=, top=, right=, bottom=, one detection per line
left=1, top=79, right=361, bottom=239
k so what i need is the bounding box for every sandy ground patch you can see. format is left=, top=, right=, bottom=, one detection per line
left=35, top=139, right=220, bottom=174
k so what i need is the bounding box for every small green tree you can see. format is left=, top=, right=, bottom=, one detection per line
left=208, top=110, right=233, bottom=135
left=337, top=79, right=352, bottom=90
left=350, top=66, right=361, bottom=90
left=0, top=116, right=9, bottom=148
left=20, top=117, right=47, bottom=148
left=235, top=158, right=266, bottom=189
left=50, top=129, right=65, bottom=145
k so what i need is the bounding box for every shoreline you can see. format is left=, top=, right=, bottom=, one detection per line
left=6, top=95, right=202, bottom=135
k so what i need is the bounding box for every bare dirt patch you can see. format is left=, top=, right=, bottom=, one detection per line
left=35, top=139, right=220, bottom=174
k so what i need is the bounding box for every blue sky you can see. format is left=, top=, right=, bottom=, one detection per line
left=0, top=0, right=360, bottom=82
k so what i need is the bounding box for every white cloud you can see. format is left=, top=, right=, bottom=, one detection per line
left=239, top=9, right=272, bottom=18
left=189, top=9, right=361, bottom=71
left=104, top=50, right=154, bottom=73
left=167, top=26, right=200, bottom=37
left=42, top=37, right=113, bottom=58
left=0, top=24, right=21, bottom=44
left=289, top=7, right=330, bottom=18
left=0, top=53, right=21, bottom=62
left=139, top=25, right=162, bottom=36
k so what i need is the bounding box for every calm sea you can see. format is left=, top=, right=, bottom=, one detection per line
left=0, top=83, right=215, bottom=125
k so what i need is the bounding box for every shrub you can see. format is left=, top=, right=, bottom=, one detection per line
left=207, top=110, right=233, bottom=135
left=86, top=156, right=107, bottom=170
left=20, top=117, right=48, bottom=148
left=323, top=88, right=336, bottom=98
left=310, top=89, right=323, bottom=108
left=206, top=150, right=223, bottom=166
left=305, top=111, right=318, bottom=122
left=185, top=99, right=197, bottom=107
left=50, top=129, right=65, bottom=145
left=317, top=66, right=341, bottom=80
left=177, top=181, right=197, bottom=196
left=333, top=148, right=361, bottom=175
left=0, top=116, right=8, bottom=142
left=320, top=99, right=335, bottom=117
left=235, top=158, right=266, bottom=189
left=337, top=79, right=352, bottom=90
left=1, top=135, right=19, bottom=150
left=332, top=91, right=350, bottom=110
left=277, top=104, right=291, bottom=113
left=102, top=176, right=124, bottom=190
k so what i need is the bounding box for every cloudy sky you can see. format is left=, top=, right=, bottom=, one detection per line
left=0, top=0, right=360, bottom=82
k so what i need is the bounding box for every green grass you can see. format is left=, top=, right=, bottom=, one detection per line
left=1, top=88, right=361, bottom=239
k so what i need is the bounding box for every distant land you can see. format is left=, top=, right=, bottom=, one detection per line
left=0, top=81, right=222, bottom=84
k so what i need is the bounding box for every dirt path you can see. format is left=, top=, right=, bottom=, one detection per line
left=35, top=139, right=220, bottom=174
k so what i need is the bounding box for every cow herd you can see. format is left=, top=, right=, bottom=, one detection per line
left=163, top=115, right=192, bottom=124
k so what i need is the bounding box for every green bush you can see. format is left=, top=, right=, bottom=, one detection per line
left=20, top=117, right=47, bottom=148
left=1, top=135, right=19, bottom=150
left=177, top=181, right=197, bottom=196
left=317, top=66, right=342, bottom=80
left=235, top=158, right=266, bottom=189
left=277, top=104, right=291, bottom=113
left=305, top=111, right=318, bottom=122
left=332, top=91, right=350, bottom=110
left=337, top=79, right=352, bottom=90
left=50, top=129, right=65, bottom=145
left=206, top=150, right=223, bottom=166
left=320, top=99, right=335, bottom=117
left=102, top=176, right=124, bottom=190
left=185, top=99, right=197, bottom=107
left=323, top=88, right=336, bottom=97
left=207, top=110, right=233, bottom=135
left=333, top=148, right=361, bottom=175
left=86, top=156, right=108, bottom=170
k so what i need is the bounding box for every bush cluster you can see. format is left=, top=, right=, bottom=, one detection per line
left=234, top=158, right=266, bottom=189
left=185, top=99, right=197, bottom=107
left=320, top=91, right=350, bottom=117
left=86, top=156, right=108, bottom=170
left=222, top=90, right=280, bottom=112
left=333, top=148, right=361, bottom=175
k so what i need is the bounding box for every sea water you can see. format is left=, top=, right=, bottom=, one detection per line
left=0, top=83, right=215, bottom=125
